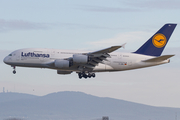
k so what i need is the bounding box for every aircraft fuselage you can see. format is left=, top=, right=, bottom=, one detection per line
left=4, top=48, right=169, bottom=72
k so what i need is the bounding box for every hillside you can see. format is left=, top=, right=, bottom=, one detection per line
left=0, top=91, right=179, bottom=120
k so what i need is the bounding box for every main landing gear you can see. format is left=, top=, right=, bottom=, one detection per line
left=78, top=72, right=95, bottom=79
left=12, top=66, right=16, bottom=74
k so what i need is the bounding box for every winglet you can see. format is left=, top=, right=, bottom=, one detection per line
left=122, top=43, right=126, bottom=49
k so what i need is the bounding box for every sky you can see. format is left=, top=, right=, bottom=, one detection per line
left=0, top=0, right=180, bottom=108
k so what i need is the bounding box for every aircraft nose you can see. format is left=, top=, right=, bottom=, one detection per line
left=3, top=56, right=9, bottom=64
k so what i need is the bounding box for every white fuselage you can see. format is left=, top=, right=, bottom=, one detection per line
left=3, top=24, right=176, bottom=78
left=3, top=48, right=169, bottom=73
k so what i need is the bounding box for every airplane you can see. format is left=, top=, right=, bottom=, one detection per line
left=3, top=23, right=177, bottom=79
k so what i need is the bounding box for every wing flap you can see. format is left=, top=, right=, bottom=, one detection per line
left=88, top=61, right=98, bottom=66
left=83, top=64, right=95, bottom=68
left=142, top=55, right=175, bottom=62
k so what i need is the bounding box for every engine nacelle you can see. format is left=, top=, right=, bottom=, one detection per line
left=54, top=59, right=70, bottom=68
left=73, top=54, right=88, bottom=63
left=57, top=70, right=72, bottom=75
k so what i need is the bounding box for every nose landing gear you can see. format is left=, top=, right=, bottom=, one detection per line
left=78, top=72, right=95, bottom=79
left=12, top=66, right=16, bottom=74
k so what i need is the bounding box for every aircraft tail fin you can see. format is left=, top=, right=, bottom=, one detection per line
left=134, top=24, right=177, bottom=56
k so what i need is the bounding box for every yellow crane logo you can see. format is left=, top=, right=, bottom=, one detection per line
left=152, top=33, right=167, bottom=48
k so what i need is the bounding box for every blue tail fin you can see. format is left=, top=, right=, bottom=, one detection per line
left=134, top=23, right=177, bottom=56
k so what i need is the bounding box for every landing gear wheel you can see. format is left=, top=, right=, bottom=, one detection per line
left=12, top=66, right=16, bottom=74
left=13, top=70, right=16, bottom=74
left=78, top=73, right=82, bottom=79
left=92, top=73, right=95, bottom=78
left=83, top=73, right=87, bottom=79
left=78, top=72, right=96, bottom=79
left=79, top=76, right=82, bottom=79
left=81, top=72, right=87, bottom=79
left=87, top=73, right=91, bottom=78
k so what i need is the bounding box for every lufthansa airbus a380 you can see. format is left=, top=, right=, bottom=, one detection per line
left=4, top=24, right=177, bottom=79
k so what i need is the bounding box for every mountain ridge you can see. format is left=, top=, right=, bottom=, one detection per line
left=0, top=91, right=179, bottom=120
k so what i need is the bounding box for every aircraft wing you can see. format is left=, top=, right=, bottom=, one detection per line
left=88, top=44, right=126, bottom=55
left=77, top=43, right=126, bottom=71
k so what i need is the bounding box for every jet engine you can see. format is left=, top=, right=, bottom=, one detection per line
left=54, top=59, right=71, bottom=68
left=57, top=70, right=72, bottom=75
left=73, top=54, right=88, bottom=63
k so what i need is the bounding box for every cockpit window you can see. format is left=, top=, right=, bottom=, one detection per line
left=8, top=54, right=12, bottom=56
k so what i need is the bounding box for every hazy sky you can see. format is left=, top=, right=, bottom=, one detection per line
left=1, top=0, right=180, bottom=108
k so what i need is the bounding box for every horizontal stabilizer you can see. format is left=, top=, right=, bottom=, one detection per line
left=142, top=55, right=175, bottom=62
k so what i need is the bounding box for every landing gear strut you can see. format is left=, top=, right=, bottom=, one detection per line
left=78, top=72, right=95, bottom=79
left=12, top=66, right=16, bottom=74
